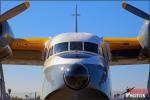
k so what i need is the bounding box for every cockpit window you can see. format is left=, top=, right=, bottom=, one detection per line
left=52, top=42, right=99, bottom=55
left=84, top=42, right=98, bottom=54
left=54, top=42, right=68, bottom=54
left=70, top=42, right=83, bottom=50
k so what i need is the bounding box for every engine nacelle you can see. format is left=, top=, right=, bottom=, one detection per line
left=121, top=2, right=150, bottom=57
left=0, top=1, right=30, bottom=61
left=0, top=22, right=14, bottom=61
left=138, top=21, right=150, bottom=57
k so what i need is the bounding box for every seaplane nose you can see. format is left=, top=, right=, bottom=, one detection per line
left=63, top=64, right=90, bottom=90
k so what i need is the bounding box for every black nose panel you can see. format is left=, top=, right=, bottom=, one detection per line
left=63, top=64, right=90, bottom=90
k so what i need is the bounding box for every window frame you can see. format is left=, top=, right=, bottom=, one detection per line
left=51, top=41, right=99, bottom=55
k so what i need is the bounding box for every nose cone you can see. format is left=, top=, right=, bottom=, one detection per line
left=64, top=64, right=90, bottom=90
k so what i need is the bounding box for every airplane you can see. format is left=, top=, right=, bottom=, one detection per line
left=0, top=1, right=150, bottom=100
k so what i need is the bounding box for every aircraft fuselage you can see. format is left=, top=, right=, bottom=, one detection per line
left=42, top=33, right=111, bottom=100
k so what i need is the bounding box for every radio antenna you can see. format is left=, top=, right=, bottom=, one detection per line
left=72, top=4, right=80, bottom=32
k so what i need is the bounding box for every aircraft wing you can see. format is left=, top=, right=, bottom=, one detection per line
left=2, top=38, right=49, bottom=65
left=103, top=38, right=149, bottom=65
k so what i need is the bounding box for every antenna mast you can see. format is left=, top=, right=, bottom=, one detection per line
left=73, top=5, right=80, bottom=32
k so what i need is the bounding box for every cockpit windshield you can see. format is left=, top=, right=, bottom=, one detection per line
left=51, top=41, right=99, bottom=55
left=70, top=42, right=83, bottom=50
left=54, top=42, right=68, bottom=54
left=84, top=42, right=98, bottom=53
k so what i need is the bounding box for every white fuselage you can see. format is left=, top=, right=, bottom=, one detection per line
left=42, top=33, right=111, bottom=100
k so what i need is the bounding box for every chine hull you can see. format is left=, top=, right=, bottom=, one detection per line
left=45, top=88, right=109, bottom=100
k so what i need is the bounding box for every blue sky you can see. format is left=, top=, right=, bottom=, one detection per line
left=1, top=1, right=150, bottom=93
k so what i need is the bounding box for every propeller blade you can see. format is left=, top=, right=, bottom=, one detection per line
left=122, top=2, right=150, bottom=20
left=0, top=2, right=30, bottom=23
